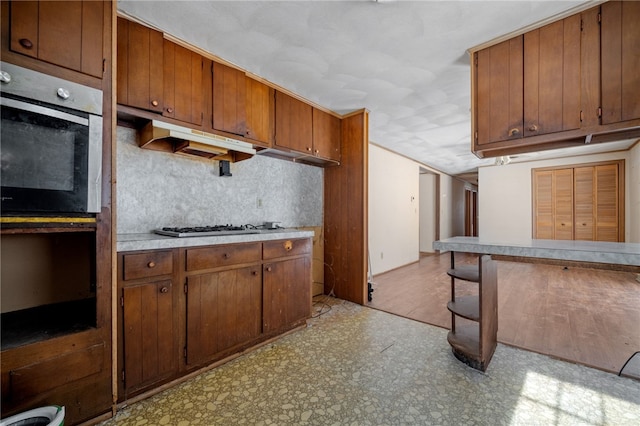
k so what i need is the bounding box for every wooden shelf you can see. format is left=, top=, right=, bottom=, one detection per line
left=447, top=295, right=480, bottom=321
left=446, top=265, right=480, bottom=283
left=447, top=325, right=481, bottom=359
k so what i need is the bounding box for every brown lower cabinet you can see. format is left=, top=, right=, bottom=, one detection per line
left=117, top=238, right=311, bottom=400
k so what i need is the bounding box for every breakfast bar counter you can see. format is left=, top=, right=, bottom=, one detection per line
left=433, top=237, right=640, bottom=269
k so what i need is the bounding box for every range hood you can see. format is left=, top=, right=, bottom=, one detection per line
left=140, top=120, right=256, bottom=162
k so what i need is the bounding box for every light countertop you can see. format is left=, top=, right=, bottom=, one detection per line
left=433, top=236, right=640, bottom=267
left=117, top=229, right=315, bottom=252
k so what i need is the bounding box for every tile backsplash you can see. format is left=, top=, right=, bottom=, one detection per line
left=117, top=126, right=323, bottom=234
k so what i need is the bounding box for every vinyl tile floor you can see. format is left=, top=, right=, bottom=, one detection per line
left=101, top=296, right=640, bottom=425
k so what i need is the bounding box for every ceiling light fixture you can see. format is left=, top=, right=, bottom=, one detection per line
left=494, top=156, right=511, bottom=166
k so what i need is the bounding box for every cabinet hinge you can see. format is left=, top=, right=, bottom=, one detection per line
left=103, top=58, right=106, bottom=74
left=580, top=110, right=584, bottom=122
left=597, top=107, right=602, bottom=118
left=597, top=12, right=601, bottom=24
left=184, top=283, right=188, bottom=294
left=580, top=19, right=583, bottom=31
left=474, top=53, right=478, bottom=66
left=184, top=347, right=187, bottom=359
left=121, top=370, right=125, bottom=382
left=474, top=131, right=478, bottom=141
left=120, top=296, right=124, bottom=307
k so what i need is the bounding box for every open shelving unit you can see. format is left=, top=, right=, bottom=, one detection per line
left=446, top=253, right=498, bottom=372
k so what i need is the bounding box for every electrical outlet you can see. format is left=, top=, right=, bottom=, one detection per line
left=257, top=198, right=263, bottom=209
left=380, top=252, right=384, bottom=260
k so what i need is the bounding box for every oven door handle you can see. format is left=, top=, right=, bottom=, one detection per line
left=1, top=96, right=89, bottom=126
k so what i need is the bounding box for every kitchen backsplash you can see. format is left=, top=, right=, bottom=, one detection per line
left=117, top=126, right=323, bottom=234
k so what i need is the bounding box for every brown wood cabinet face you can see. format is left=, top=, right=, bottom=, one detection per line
left=163, top=39, right=204, bottom=126
left=263, top=257, right=310, bottom=333
left=9, top=1, right=103, bottom=78
left=117, top=17, right=163, bottom=112
left=212, top=62, right=246, bottom=136
left=475, top=36, right=524, bottom=145
left=122, top=280, right=176, bottom=393
left=524, top=16, right=581, bottom=137
left=275, top=91, right=313, bottom=154
left=245, top=76, right=275, bottom=147
left=533, top=161, right=623, bottom=242
left=313, top=108, right=341, bottom=162
left=186, top=267, right=262, bottom=367
left=601, top=0, right=640, bottom=125
left=580, top=6, right=601, bottom=128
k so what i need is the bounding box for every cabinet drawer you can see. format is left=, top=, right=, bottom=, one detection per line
left=186, top=243, right=262, bottom=271
left=123, top=251, right=173, bottom=280
left=263, top=238, right=311, bottom=260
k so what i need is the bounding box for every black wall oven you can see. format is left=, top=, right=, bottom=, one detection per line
left=0, top=62, right=102, bottom=214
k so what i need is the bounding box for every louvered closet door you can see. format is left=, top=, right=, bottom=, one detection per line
left=553, top=169, right=574, bottom=240
left=574, top=167, right=595, bottom=240
left=534, top=171, right=554, bottom=239
left=595, top=164, right=620, bottom=242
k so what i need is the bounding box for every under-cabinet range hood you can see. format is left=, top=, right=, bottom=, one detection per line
left=140, top=120, right=256, bottom=162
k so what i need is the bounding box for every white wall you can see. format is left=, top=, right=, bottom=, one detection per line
left=439, top=174, right=454, bottom=240
left=479, top=150, right=634, bottom=243
left=368, top=144, right=420, bottom=275
left=419, top=173, right=437, bottom=252
left=630, top=142, right=640, bottom=243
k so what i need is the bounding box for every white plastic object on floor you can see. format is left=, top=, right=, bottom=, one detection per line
left=0, top=406, right=65, bottom=426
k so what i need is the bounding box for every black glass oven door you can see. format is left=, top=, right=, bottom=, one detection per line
left=1, top=96, right=92, bottom=214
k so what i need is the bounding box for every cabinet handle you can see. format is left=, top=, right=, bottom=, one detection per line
left=19, top=38, right=33, bottom=49
left=160, top=286, right=169, bottom=293
left=528, top=124, right=538, bottom=132
left=166, top=107, right=173, bottom=113
left=151, top=100, right=159, bottom=107
left=509, top=128, right=520, bottom=136
left=147, top=261, right=156, bottom=268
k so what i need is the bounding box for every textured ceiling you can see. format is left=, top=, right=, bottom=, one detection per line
left=118, top=0, right=609, bottom=176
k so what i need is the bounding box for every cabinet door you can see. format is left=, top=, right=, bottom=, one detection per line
left=9, top=1, right=104, bottom=78
left=122, top=280, right=175, bottom=393
left=574, top=166, right=595, bottom=241
left=263, top=257, right=310, bottom=333
left=601, top=0, right=640, bottom=125
left=524, top=16, right=581, bottom=136
left=163, top=39, right=204, bottom=126
left=117, top=17, right=163, bottom=112
left=475, top=36, right=524, bottom=144
left=275, top=91, right=313, bottom=154
left=213, top=62, right=246, bottom=136
left=245, top=76, right=274, bottom=147
left=186, top=267, right=262, bottom=366
left=312, top=108, right=341, bottom=162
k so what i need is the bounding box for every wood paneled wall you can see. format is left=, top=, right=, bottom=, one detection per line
left=324, top=110, right=368, bottom=304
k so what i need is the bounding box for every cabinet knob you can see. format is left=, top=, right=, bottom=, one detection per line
left=147, top=261, right=156, bottom=268
left=57, top=88, right=70, bottom=100
left=528, top=124, right=538, bottom=132
left=314, top=149, right=319, bottom=154
left=561, top=223, right=565, bottom=226
left=284, top=240, right=293, bottom=251
left=509, top=128, right=520, bottom=136
left=266, top=266, right=272, bottom=272
left=223, top=253, right=230, bottom=259
left=160, top=286, right=169, bottom=293
left=166, top=107, right=173, bottom=113
left=306, top=147, right=312, bottom=152
left=582, top=223, right=587, bottom=226
left=252, top=271, right=258, bottom=276
left=19, top=38, right=33, bottom=49
left=151, top=100, right=159, bottom=107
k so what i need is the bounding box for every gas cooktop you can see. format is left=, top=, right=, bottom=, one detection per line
left=155, top=225, right=261, bottom=238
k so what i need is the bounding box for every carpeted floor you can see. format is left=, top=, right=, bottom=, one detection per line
left=101, top=296, right=640, bottom=425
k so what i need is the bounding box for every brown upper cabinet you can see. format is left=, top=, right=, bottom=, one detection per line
left=275, top=90, right=314, bottom=154
left=212, top=61, right=246, bottom=137
left=312, top=108, right=341, bottom=162
left=475, top=15, right=580, bottom=145
left=275, top=91, right=341, bottom=163
left=473, top=1, right=640, bottom=158
left=163, top=39, right=204, bottom=126
left=601, top=0, right=640, bottom=125
left=245, top=76, right=275, bottom=147
left=7, top=0, right=104, bottom=79
left=117, top=17, right=163, bottom=113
